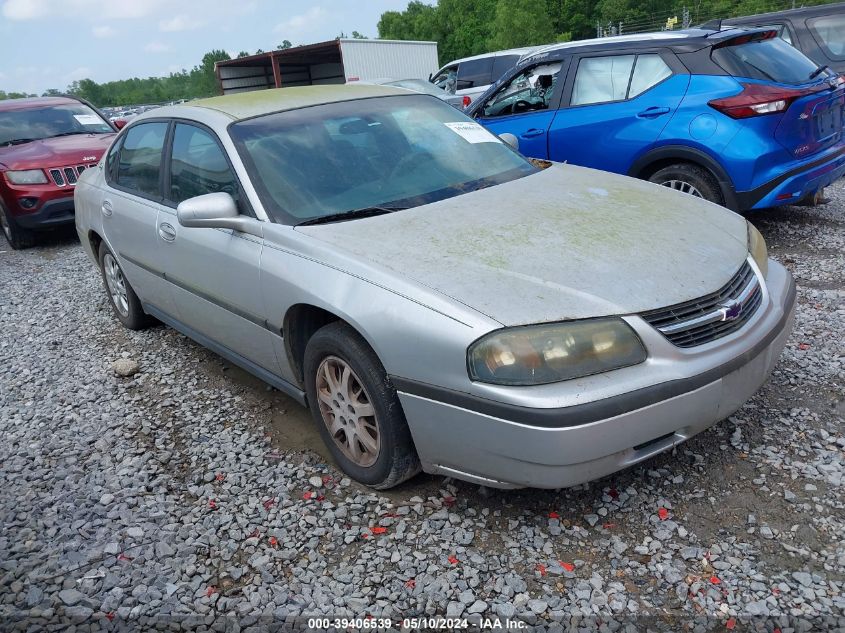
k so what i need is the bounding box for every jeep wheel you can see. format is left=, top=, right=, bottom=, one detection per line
left=0, top=201, right=36, bottom=250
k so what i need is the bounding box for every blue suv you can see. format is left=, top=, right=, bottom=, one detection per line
left=467, top=28, right=845, bottom=211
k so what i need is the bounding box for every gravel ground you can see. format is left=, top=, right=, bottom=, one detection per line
left=1, top=182, right=844, bottom=632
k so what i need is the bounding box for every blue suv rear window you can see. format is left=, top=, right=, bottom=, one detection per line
left=712, top=37, right=820, bottom=85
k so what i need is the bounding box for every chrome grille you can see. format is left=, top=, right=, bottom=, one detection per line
left=641, top=261, right=763, bottom=348
left=48, top=164, right=96, bottom=186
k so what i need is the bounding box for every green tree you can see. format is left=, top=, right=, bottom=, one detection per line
left=351, top=31, right=368, bottom=39
left=488, top=0, right=555, bottom=49
left=276, top=40, right=292, bottom=49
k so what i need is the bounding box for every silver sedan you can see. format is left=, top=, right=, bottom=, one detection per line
left=75, top=85, right=795, bottom=489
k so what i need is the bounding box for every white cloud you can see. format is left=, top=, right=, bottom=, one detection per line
left=159, top=14, right=202, bottom=32
left=92, top=24, right=116, bottom=38
left=2, top=0, right=49, bottom=19
left=144, top=40, right=170, bottom=53
left=274, top=6, right=326, bottom=34
left=63, top=66, right=93, bottom=83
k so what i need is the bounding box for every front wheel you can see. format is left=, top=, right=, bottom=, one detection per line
left=304, top=322, right=420, bottom=489
left=0, top=201, right=36, bottom=250
left=648, top=163, right=723, bottom=206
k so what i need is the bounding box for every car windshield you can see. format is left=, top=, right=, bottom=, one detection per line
left=0, top=103, right=112, bottom=146
left=229, top=94, right=535, bottom=225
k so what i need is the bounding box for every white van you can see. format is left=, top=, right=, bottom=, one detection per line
left=430, top=47, right=541, bottom=104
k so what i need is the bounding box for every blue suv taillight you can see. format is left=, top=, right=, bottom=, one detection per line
left=709, top=83, right=814, bottom=119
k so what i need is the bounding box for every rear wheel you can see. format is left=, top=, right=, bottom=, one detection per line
left=304, top=322, right=420, bottom=489
left=98, top=242, right=152, bottom=330
left=648, top=163, right=723, bottom=206
left=0, top=201, right=36, bottom=250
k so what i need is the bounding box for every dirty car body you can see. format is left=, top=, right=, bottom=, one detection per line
left=74, top=85, right=796, bottom=489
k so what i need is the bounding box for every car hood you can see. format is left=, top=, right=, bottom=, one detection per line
left=0, top=133, right=115, bottom=170
left=296, top=164, right=749, bottom=326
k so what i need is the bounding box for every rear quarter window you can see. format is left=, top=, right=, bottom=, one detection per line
left=711, top=37, right=819, bottom=85
left=808, top=14, right=845, bottom=60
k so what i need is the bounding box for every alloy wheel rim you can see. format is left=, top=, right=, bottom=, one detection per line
left=660, top=179, right=703, bottom=198
left=315, top=356, right=380, bottom=467
left=103, top=253, right=129, bottom=317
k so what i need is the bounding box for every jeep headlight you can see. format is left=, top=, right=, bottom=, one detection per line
left=5, top=169, right=48, bottom=185
left=468, top=318, right=647, bottom=386
left=747, top=221, right=768, bottom=279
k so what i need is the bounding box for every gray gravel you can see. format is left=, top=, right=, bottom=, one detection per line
left=1, top=181, right=844, bottom=631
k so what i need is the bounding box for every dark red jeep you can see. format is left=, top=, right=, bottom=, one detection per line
left=0, top=96, right=118, bottom=249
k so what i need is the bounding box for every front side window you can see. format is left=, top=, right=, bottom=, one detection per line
left=116, top=122, right=167, bottom=197
left=481, top=62, right=563, bottom=117
left=457, top=57, right=494, bottom=89
left=808, top=14, right=845, bottom=60
left=169, top=124, right=239, bottom=204
left=432, top=65, right=458, bottom=93
left=0, top=102, right=113, bottom=148
left=229, top=95, right=535, bottom=225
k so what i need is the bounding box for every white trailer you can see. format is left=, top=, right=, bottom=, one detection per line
left=216, top=39, right=439, bottom=95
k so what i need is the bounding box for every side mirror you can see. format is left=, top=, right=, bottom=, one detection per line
left=176, top=192, right=263, bottom=238
left=499, top=133, right=519, bottom=151
left=113, top=119, right=127, bottom=130
left=428, top=73, right=433, bottom=82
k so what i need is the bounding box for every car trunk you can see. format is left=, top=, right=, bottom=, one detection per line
left=775, top=80, right=845, bottom=158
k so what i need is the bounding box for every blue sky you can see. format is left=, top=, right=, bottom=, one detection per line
left=0, top=0, right=412, bottom=94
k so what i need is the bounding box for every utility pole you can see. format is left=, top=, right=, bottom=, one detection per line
left=682, top=6, right=690, bottom=29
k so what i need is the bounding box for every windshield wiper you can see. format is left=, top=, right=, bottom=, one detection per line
left=1, top=138, right=39, bottom=147
left=809, top=65, right=831, bottom=80
left=46, top=131, right=91, bottom=139
left=297, top=205, right=407, bottom=226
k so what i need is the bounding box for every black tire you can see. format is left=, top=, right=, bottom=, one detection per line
left=304, top=321, right=421, bottom=489
left=97, top=242, right=152, bottom=330
left=648, top=163, right=724, bottom=206
left=0, top=200, right=36, bottom=250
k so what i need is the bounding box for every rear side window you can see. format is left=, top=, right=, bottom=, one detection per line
left=571, top=54, right=673, bottom=106
left=808, top=14, right=845, bottom=60
left=458, top=57, right=494, bottom=89
left=491, top=54, right=521, bottom=82
left=711, top=37, right=820, bottom=84
left=116, top=122, right=167, bottom=197
left=169, top=124, right=239, bottom=205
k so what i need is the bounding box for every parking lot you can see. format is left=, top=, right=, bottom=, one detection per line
left=1, top=182, right=843, bottom=629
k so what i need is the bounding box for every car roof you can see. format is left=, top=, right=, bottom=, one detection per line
left=521, top=27, right=764, bottom=61
left=164, top=84, right=413, bottom=121
left=442, top=46, right=541, bottom=68
left=0, top=95, right=80, bottom=111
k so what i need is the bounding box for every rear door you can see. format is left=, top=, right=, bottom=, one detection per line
left=101, top=120, right=177, bottom=315
left=473, top=58, right=568, bottom=159
left=547, top=50, right=689, bottom=174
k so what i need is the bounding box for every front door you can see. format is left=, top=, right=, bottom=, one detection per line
left=473, top=59, right=567, bottom=160
left=157, top=122, right=281, bottom=374
left=548, top=52, right=689, bottom=174
left=101, top=120, right=177, bottom=315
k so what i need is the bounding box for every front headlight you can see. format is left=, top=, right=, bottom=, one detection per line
left=5, top=169, right=48, bottom=185
left=747, top=221, right=768, bottom=279
left=468, top=318, right=647, bottom=386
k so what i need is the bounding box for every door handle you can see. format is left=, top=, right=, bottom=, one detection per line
left=520, top=128, right=546, bottom=138
left=101, top=200, right=113, bottom=217
left=158, top=222, right=176, bottom=242
left=637, top=106, right=671, bottom=119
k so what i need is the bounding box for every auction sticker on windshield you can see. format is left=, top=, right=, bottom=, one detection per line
left=444, top=121, right=500, bottom=144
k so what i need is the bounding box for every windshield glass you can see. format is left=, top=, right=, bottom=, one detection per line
left=0, top=102, right=113, bottom=146
left=712, top=36, right=821, bottom=84
left=229, top=95, right=535, bottom=225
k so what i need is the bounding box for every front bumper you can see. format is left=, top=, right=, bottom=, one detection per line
left=396, top=261, right=796, bottom=489
left=13, top=197, right=75, bottom=229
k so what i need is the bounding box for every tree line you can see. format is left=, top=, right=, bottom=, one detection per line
left=0, top=0, right=835, bottom=105
left=378, top=0, right=835, bottom=65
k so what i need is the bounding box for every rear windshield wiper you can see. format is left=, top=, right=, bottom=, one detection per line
left=809, top=65, right=831, bottom=80
left=296, top=205, right=408, bottom=226
left=1, top=138, right=38, bottom=147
